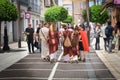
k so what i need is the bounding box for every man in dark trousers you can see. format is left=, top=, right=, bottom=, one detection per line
left=36, top=24, right=42, bottom=53
left=25, top=24, right=34, bottom=53
left=105, top=21, right=114, bottom=53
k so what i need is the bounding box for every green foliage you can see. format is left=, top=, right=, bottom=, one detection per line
left=62, top=15, right=73, bottom=24
left=82, top=5, right=109, bottom=24
left=0, top=0, right=18, bottom=21
left=44, top=6, right=68, bottom=22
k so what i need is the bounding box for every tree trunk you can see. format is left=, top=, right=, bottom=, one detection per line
left=86, top=0, right=90, bottom=46
left=94, top=0, right=96, bottom=5
left=0, top=21, right=1, bottom=50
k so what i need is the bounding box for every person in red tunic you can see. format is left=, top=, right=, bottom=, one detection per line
left=71, top=25, right=80, bottom=63
left=48, top=23, right=59, bottom=63
left=79, top=24, right=90, bottom=62
left=62, top=25, right=73, bottom=62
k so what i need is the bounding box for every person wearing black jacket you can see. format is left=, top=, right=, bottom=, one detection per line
left=36, top=24, right=42, bottom=53
left=105, top=21, right=114, bottom=52
left=25, top=24, right=34, bottom=53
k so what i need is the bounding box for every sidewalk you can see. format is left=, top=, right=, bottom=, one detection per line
left=0, top=41, right=29, bottom=72
left=91, top=37, right=120, bottom=79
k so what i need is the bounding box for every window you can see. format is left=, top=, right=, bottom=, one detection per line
left=44, top=0, right=50, bottom=7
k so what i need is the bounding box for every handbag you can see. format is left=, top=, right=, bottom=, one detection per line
left=34, top=40, right=39, bottom=49
left=94, top=34, right=99, bottom=38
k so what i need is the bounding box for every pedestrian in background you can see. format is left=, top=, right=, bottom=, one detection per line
left=101, top=24, right=107, bottom=51
left=36, top=24, right=42, bottom=53
left=24, top=23, right=35, bottom=53
left=79, top=24, right=90, bottom=62
left=48, top=23, right=59, bottom=63
left=39, top=22, right=50, bottom=61
left=59, top=25, right=65, bottom=50
left=94, top=24, right=101, bottom=50
left=105, top=21, right=114, bottom=53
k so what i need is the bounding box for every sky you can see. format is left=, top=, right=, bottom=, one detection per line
left=89, top=1, right=94, bottom=7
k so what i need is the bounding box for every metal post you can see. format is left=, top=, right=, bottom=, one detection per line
left=86, top=0, right=90, bottom=45
left=17, top=0, right=21, bottom=48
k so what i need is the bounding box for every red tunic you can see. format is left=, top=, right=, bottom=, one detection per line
left=48, top=30, right=59, bottom=54
left=63, top=29, right=72, bottom=56
left=79, top=30, right=90, bottom=52
left=71, top=31, right=79, bottom=56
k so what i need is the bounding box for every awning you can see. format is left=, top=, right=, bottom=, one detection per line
left=100, top=1, right=113, bottom=14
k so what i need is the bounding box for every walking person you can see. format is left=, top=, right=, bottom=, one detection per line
left=79, top=24, right=90, bottom=62
left=24, top=23, right=35, bottom=53
left=71, top=25, right=80, bottom=63
left=59, top=25, right=65, bottom=50
left=94, top=24, right=101, bottom=50
left=39, top=22, right=50, bottom=61
left=105, top=21, right=114, bottom=53
left=48, top=24, right=59, bottom=63
left=36, top=24, right=42, bottom=53
left=101, top=24, right=108, bottom=51
left=62, top=25, right=73, bottom=62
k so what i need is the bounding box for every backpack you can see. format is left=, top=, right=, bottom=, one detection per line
left=64, top=36, right=71, bottom=47
left=105, top=26, right=110, bottom=38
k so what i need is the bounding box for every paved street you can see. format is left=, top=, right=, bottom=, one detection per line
left=0, top=46, right=116, bottom=80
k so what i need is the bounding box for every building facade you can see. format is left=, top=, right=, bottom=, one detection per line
left=1, top=0, right=43, bottom=46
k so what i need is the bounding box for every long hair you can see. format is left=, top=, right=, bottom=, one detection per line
left=79, top=24, right=85, bottom=31
left=49, top=23, right=57, bottom=31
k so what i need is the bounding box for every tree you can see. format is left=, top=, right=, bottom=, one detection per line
left=0, top=0, right=18, bottom=52
left=62, top=15, right=73, bottom=24
left=44, top=6, right=68, bottom=22
left=82, top=5, right=109, bottom=24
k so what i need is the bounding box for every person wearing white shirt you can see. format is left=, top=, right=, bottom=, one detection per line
left=101, top=24, right=108, bottom=51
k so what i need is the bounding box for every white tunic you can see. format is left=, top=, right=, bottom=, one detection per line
left=39, top=27, right=49, bottom=59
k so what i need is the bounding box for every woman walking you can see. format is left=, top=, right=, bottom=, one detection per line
left=94, top=24, right=101, bottom=50
left=39, top=23, right=50, bottom=61
left=48, top=24, right=59, bottom=63
left=71, top=25, right=80, bottom=63
left=79, top=24, right=90, bottom=62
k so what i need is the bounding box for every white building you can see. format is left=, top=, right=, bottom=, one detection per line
left=1, top=0, right=43, bottom=46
